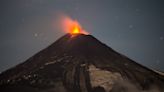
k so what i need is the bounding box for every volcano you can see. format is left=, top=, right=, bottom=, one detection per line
left=0, top=33, right=164, bottom=92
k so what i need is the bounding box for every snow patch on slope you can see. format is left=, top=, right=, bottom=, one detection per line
left=88, top=65, right=123, bottom=92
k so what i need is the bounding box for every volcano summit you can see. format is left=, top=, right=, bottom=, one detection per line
left=0, top=33, right=164, bottom=92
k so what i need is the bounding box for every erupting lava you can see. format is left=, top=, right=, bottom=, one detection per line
left=72, top=25, right=80, bottom=34
left=62, top=16, right=88, bottom=35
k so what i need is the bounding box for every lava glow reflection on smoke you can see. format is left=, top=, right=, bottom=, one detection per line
left=61, top=16, right=88, bottom=35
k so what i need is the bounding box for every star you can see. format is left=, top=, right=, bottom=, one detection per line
left=22, top=18, right=25, bottom=22
left=129, top=25, right=133, bottom=29
left=136, top=8, right=140, bottom=12
left=160, top=37, right=164, bottom=40
left=34, top=33, right=38, bottom=37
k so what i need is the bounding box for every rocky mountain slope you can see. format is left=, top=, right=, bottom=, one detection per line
left=0, top=33, right=164, bottom=92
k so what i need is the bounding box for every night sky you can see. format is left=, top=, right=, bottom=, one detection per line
left=0, top=0, right=164, bottom=72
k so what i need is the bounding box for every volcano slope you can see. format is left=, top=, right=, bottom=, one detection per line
left=0, top=33, right=164, bottom=92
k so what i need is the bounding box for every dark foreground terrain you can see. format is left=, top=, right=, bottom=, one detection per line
left=0, top=33, right=164, bottom=92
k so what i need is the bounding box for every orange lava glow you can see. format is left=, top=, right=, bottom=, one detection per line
left=62, top=16, right=88, bottom=35
left=72, top=25, right=80, bottom=34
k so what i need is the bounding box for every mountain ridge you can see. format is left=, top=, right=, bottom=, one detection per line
left=0, top=33, right=164, bottom=92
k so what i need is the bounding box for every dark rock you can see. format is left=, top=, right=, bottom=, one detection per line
left=0, top=33, right=164, bottom=92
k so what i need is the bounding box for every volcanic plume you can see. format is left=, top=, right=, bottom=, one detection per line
left=59, top=16, right=88, bottom=35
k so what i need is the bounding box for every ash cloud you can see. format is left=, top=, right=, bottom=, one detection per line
left=111, top=80, right=161, bottom=92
